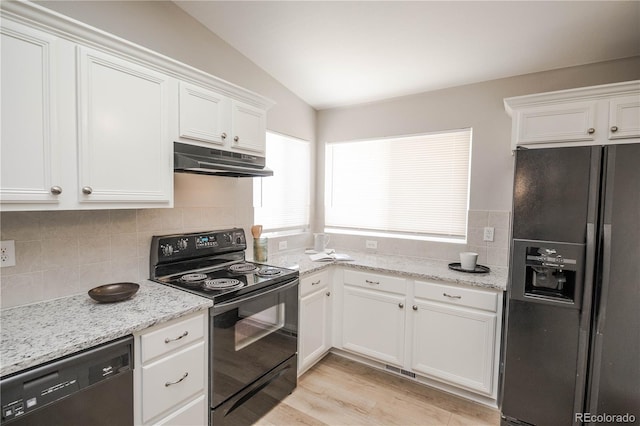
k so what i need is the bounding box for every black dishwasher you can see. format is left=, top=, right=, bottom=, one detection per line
left=0, top=335, right=133, bottom=426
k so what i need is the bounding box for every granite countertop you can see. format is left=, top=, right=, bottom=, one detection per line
left=0, top=280, right=212, bottom=377
left=268, top=250, right=508, bottom=291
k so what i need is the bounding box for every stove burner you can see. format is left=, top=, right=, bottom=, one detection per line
left=257, top=268, right=283, bottom=277
left=228, top=262, right=260, bottom=274
left=180, top=273, right=208, bottom=282
left=203, top=278, right=243, bottom=290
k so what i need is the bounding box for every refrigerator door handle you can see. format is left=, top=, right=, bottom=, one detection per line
left=572, top=222, right=597, bottom=424
left=587, top=224, right=612, bottom=412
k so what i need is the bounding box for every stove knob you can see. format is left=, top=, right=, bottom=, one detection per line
left=161, top=244, right=174, bottom=256
left=177, top=239, right=188, bottom=250
left=223, top=234, right=232, bottom=243
left=236, top=237, right=242, bottom=244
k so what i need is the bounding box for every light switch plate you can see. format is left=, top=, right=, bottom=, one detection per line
left=278, top=241, right=288, bottom=250
left=483, top=227, right=495, bottom=242
left=1, top=240, right=16, bottom=267
left=365, top=240, right=378, bottom=249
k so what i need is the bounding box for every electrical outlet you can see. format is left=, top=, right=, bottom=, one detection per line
left=483, top=227, right=495, bottom=242
left=278, top=241, right=288, bottom=250
left=365, top=240, right=378, bottom=249
left=1, top=240, right=16, bottom=267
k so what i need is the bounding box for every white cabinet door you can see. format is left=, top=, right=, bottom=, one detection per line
left=179, top=81, right=228, bottom=145
left=299, top=286, right=331, bottom=373
left=411, top=299, right=496, bottom=395
left=154, top=395, right=206, bottom=426
left=342, top=285, right=406, bottom=366
left=77, top=47, right=172, bottom=204
left=608, top=95, right=640, bottom=140
left=514, top=101, right=597, bottom=146
left=0, top=20, right=62, bottom=204
left=231, top=100, right=266, bottom=154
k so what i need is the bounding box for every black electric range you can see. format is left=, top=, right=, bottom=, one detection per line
left=149, top=228, right=298, bottom=305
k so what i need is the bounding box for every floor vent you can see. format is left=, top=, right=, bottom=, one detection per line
left=385, top=364, right=401, bottom=374
left=400, top=369, right=416, bottom=378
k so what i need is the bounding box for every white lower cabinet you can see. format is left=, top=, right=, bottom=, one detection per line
left=298, top=270, right=332, bottom=374
left=341, top=270, right=407, bottom=366
left=134, top=311, right=208, bottom=425
left=334, top=269, right=502, bottom=401
left=411, top=299, right=496, bottom=395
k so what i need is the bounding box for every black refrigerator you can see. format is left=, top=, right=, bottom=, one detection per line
left=500, top=144, right=640, bottom=425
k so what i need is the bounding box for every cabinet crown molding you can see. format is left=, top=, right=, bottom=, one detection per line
left=504, top=80, right=640, bottom=117
left=0, top=0, right=275, bottom=111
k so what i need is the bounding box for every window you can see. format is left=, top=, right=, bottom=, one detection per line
left=253, top=132, right=311, bottom=233
left=325, top=129, right=471, bottom=241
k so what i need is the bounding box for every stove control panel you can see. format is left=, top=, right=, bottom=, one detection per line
left=151, top=228, right=248, bottom=263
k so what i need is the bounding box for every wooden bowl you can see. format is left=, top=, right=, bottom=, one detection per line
left=88, top=282, right=140, bottom=303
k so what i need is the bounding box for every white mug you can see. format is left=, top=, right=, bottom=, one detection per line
left=313, top=233, right=330, bottom=253
left=460, top=252, right=478, bottom=270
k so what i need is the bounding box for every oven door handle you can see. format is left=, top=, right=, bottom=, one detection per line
left=212, top=278, right=299, bottom=315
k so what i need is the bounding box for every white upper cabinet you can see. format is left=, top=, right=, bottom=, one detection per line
left=77, top=47, right=173, bottom=204
left=230, top=100, right=267, bottom=153
left=0, top=1, right=273, bottom=211
left=505, top=81, right=640, bottom=150
left=0, top=19, right=62, bottom=205
left=608, top=95, right=640, bottom=140
left=178, top=81, right=228, bottom=146
left=177, top=82, right=268, bottom=155
left=513, top=101, right=597, bottom=146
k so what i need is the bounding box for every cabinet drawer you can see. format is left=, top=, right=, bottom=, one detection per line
left=140, top=314, right=205, bottom=363
left=141, top=342, right=206, bottom=423
left=414, top=281, right=498, bottom=312
left=154, top=394, right=206, bottom=426
left=300, top=270, right=330, bottom=297
left=343, top=269, right=406, bottom=295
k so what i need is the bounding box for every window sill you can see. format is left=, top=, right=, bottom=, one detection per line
left=324, top=227, right=466, bottom=244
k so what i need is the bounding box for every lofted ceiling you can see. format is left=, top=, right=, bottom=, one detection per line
left=174, top=1, right=640, bottom=110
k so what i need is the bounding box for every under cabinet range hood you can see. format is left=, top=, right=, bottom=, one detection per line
left=174, top=142, right=273, bottom=177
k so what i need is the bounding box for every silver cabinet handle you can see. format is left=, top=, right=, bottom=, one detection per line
left=443, top=293, right=462, bottom=299
left=587, top=128, right=595, bottom=134
left=365, top=279, right=380, bottom=285
left=412, top=305, right=418, bottom=311
left=82, top=186, right=93, bottom=195
left=50, top=186, right=62, bottom=195
left=326, top=291, right=331, bottom=296
left=610, top=126, right=618, bottom=133
left=165, top=372, right=188, bottom=387
left=398, top=303, right=404, bottom=309
left=234, top=136, right=239, bottom=142
left=311, top=280, right=321, bottom=286
left=221, top=132, right=227, bottom=139
left=164, top=331, right=188, bottom=343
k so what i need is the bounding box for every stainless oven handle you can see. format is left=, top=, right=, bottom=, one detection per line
left=213, top=278, right=299, bottom=314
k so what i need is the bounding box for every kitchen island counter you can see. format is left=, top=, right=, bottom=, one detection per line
left=0, top=280, right=212, bottom=377
left=268, top=250, right=507, bottom=291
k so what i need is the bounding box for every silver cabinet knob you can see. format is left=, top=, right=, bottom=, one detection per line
left=326, top=291, right=331, bottom=296
left=234, top=136, right=239, bottom=142
left=50, top=186, right=62, bottom=195
left=610, top=126, right=618, bottom=133
left=221, top=132, right=227, bottom=139
left=587, top=128, right=596, bottom=134
left=398, top=303, right=404, bottom=309
left=412, top=305, right=418, bottom=311
left=82, top=186, right=93, bottom=195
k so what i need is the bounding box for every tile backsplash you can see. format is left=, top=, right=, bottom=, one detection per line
left=0, top=174, right=260, bottom=308
left=326, top=210, right=511, bottom=267
left=1, top=201, right=509, bottom=308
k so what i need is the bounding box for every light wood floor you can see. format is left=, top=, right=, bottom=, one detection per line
left=258, top=353, right=500, bottom=426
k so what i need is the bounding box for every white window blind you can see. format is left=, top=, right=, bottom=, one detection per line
left=325, top=129, right=471, bottom=239
left=254, top=132, right=311, bottom=232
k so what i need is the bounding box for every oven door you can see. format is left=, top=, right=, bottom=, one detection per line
left=210, top=278, right=298, bottom=408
